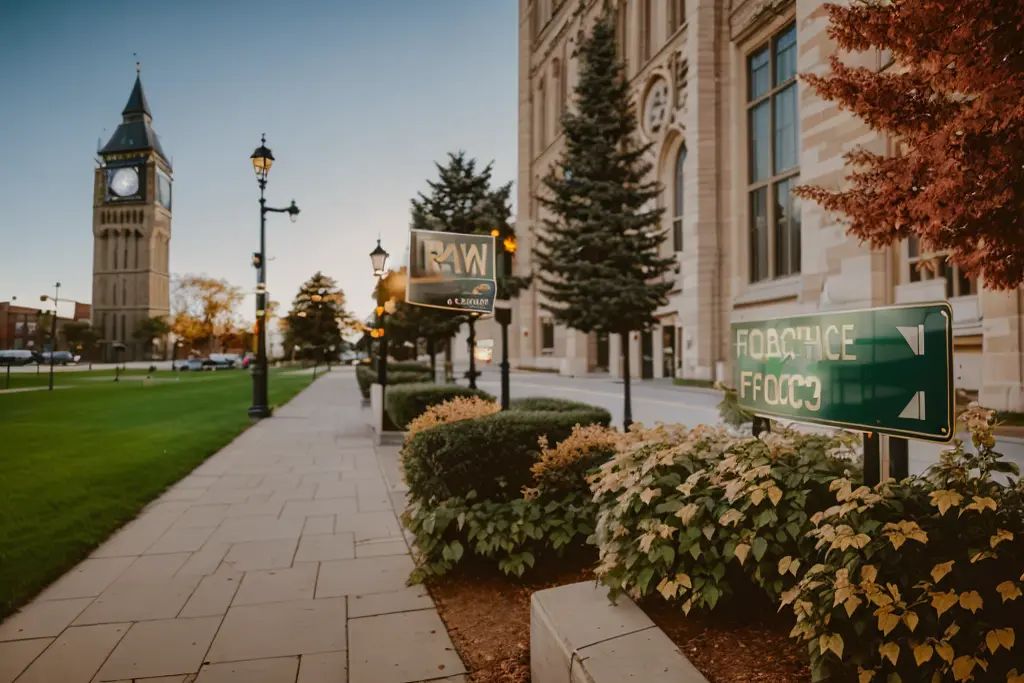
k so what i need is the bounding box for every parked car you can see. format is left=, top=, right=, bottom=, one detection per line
left=38, top=351, right=76, bottom=366
left=202, top=357, right=233, bottom=371
left=178, top=359, right=204, bottom=371
left=208, top=353, right=238, bottom=368
left=0, top=350, right=36, bottom=366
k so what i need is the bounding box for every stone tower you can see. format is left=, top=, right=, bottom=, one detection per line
left=91, top=68, right=172, bottom=362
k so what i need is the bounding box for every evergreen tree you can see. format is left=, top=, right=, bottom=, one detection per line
left=408, top=151, right=529, bottom=376
left=534, top=7, right=675, bottom=429
left=283, top=272, right=354, bottom=362
left=797, top=0, right=1024, bottom=289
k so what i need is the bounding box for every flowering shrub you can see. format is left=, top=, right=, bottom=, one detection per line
left=387, top=384, right=495, bottom=429
left=404, top=395, right=500, bottom=436
left=403, top=422, right=618, bottom=582
left=784, top=407, right=1024, bottom=682
left=591, top=422, right=858, bottom=610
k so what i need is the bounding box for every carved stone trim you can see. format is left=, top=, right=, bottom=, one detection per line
left=730, top=0, right=791, bottom=41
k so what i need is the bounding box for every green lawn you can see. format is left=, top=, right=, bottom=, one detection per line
left=0, top=368, right=313, bottom=619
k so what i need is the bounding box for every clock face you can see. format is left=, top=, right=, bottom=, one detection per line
left=643, top=79, right=670, bottom=136
left=109, top=167, right=140, bottom=198
left=157, top=171, right=172, bottom=209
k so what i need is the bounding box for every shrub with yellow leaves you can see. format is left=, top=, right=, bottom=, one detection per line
left=404, top=395, right=501, bottom=437
left=590, top=421, right=858, bottom=611
left=785, top=407, right=1024, bottom=682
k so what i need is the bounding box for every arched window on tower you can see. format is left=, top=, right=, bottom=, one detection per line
left=673, top=145, right=686, bottom=252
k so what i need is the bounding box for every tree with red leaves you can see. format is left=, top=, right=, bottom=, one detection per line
left=796, top=0, right=1024, bottom=290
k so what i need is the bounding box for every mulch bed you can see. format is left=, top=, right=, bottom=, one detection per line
left=427, top=555, right=810, bottom=683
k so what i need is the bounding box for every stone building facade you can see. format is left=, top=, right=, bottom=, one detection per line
left=91, top=69, right=173, bottom=362
left=513, top=0, right=1024, bottom=412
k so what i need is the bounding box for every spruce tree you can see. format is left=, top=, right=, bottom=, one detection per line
left=284, top=272, right=353, bottom=362
left=534, top=7, right=675, bottom=429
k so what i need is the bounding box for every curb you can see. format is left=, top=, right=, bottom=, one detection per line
left=531, top=581, right=709, bottom=683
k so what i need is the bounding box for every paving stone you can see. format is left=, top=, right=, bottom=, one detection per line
left=232, top=564, right=318, bottom=606
left=295, top=533, right=355, bottom=562
left=297, top=651, right=347, bottom=683
left=116, top=552, right=193, bottom=583
left=157, top=488, right=206, bottom=502
left=36, top=557, right=135, bottom=601
left=16, top=623, right=129, bottom=683
left=302, top=515, right=336, bottom=536
left=333, top=511, right=402, bottom=542
left=145, top=525, right=217, bottom=554
left=193, top=490, right=256, bottom=506
left=281, top=499, right=359, bottom=520
left=225, top=501, right=285, bottom=518
left=90, top=514, right=181, bottom=557
left=195, top=657, right=300, bottom=683
left=355, top=540, right=408, bottom=559
left=176, top=542, right=231, bottom=577
left=301, top=473, right=341, bottom=486
left=268, top=485, right=318, bottom=502
left=348, top=586, right=434, bottom=618
left=348, top=610, right=464, bottom=683
left=0, top=637, right=52, bottom=683
left=315, top=555, right=414, bottom=598
left=74, top=574, right=202, bottom=625
left=179, top=569, right=243, bottom=617
left=175, top=475, right=221, bottom=490
left=173, top=504, right=231, bottom=528
left=0, top=597, right=93, bottom=642
left=94, top=617, right=221, bottom=681
left=222, top=539, right=298, bottom=571
left=208, top=515, right=304, bottom=544
left=315, top=481, right=358, bottom=499
left=206, top=598, right=347, bottom=663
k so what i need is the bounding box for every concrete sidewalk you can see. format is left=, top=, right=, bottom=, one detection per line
left=0, top=370, right=466, bottom=683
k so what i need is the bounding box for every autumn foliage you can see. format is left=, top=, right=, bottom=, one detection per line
left=797, top=1, right=1024, bottom=290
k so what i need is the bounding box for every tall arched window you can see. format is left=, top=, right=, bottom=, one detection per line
left=672, top=145, right=686, bottom=252
left=616, top=1, right=629, bottom=74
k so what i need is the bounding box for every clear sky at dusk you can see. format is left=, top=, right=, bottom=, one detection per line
left=0, top=0, right=518, bottom=321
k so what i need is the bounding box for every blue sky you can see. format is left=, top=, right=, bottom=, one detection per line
left=0, top=0, right=518, bottom=321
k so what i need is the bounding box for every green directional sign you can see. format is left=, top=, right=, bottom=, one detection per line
left=731, top=302, right=954, bottom=443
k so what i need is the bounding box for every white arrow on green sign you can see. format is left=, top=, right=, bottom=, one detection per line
left=731, top=302, right=954, bottom=443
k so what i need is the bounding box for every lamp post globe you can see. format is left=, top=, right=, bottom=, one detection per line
left=370, top=239, right=389, bottom=278
left=250, top=137, right=274, bottom=184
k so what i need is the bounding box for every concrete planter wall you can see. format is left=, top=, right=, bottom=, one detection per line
left=531, top=581, right=709, bottom=683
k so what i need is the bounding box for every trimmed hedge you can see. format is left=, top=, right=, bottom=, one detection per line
left=355, top=365, right=431, bottom=399
left=510, top=396, right=612, bottom=420
left=402, top=408, right=610, bottom=504
left=385, top=383, right=495, bottom=429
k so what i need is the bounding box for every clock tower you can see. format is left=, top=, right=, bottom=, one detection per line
left=92, top=67, right=173, bottom=362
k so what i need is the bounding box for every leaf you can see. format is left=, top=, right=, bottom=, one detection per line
left=752, top=537, right=769, bottom=562
left=931, top=561, right=955, bottom=584
left=987, top=630, right=1003, bottom=654
left=778, top=556, right=793, bottom=575
left=914, top=643, right=934, bottom=665
left=991, top=529, right=1014, bottom=548
left=929, top=489, right=964, bottom=515
left=931, top=590, right=959, bottom=616
left=768, top=485, right=783, bottom=506
left=903, top=611, right=919, bottom=632
left=826, top=633, right=844, bottom=659
left=676, top=573, right=692, bottom=589
left=750, top=488, right=766, bottom=506
left=964, top=495, right=997, bottom=513
left=959, top=590, right=983, bottom=613
left=734, top=543, right=751, bottom=565
left=637, top=566, right=655, bottom=594
left=719, top=509, right=743, bottom=527
left=952, top=656, right=976, bottom=681
left=450, top=540, right=464, bottom=562
left=861, top=565, right=878, bottom=584
left=658, top=578, right=679, bottom=600
left=996, top=581, right=1022, bottom=602
left=844, top=595, right=862, bottom=617
left=998, top=628, right=1015, bottom=649
left=676, top=503, right=699, bottom=525
left=639, top=487, right=661, bottom=505
left=877, top=611, right=900, bottom=636
left=1009, top=670, right=1024, bottom=683
left=858, top=670, right=874, bottom=683
left=879, top=642, right=900, bottom=666
left=935, top=641, right=954, bottom=664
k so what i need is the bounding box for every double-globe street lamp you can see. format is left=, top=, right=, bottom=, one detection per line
left=369, top=239, right=390, bottom=390
left=249, top=135, right=300, bottom=420
left=39, top=282, right=61, bottom=391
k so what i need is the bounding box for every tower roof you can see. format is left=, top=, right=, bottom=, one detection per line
left=100, top=71, right=170, bottom=168
left=121, top=74, right=152, bottom=119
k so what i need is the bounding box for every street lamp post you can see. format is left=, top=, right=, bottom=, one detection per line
left=465, top=314, right=479, bottom=390
left=249, top=135, right=300, bottom=420
left=39, top=282, right=61, bottom=391
left=370, top=240, right=390, bottom=389
left=493, top=232, right=517, bottom=409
